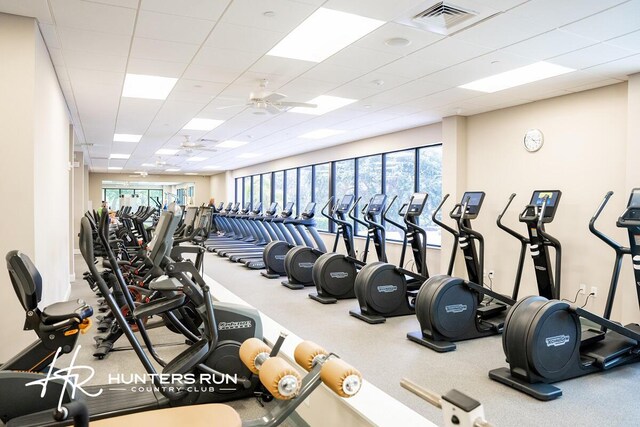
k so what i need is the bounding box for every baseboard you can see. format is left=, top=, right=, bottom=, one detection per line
left=73, top=249, right=81, bottom=255
left=64, top=284, right=71, bottom=301
left=69, top=273, right=76, bottom=282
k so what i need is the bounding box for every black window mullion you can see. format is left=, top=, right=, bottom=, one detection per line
left=354, top=158, right=360, bottom=234
left=296, top=168, right=301, bottom=215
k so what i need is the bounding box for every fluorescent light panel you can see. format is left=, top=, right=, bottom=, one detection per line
left=459, top=61, right=576, bottom=93
left=216, top=140, right=248, bottom=148
left=113, top=133, right=142, bottom=142
left=238, top=153, right=259, bottom=158
left=108, top=166, right=122, bottom=170
left=183, top=118, right=224, bottom=131
left=165, top=168, right=180, bottom=172
left=187, top=156, right=206, bottom=162
left=203, top=165, right=221, bottom=170
left=300, top=129, right=346, bottom=139
left=122, top=74, right=177, bottom=100
left=109, top=153, right=130, bottom=159
left=267, top=8, right=384, bottom=62
left=184, top=172, right=198, bottom=175
left=156, top=148, right=179, bottom=155
left=290, top=95, right=357, bottom=115
left=141, top=163, right=155, bottom=167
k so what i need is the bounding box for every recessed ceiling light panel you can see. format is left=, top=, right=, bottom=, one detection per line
left=109, top=153, right=130, bottom=159
left=300, top=129, right=346, bottom=139
left=122, top=74, right=177, bottom=100
left=113, top=133, right=142, bottom=142
left=459, top=61, right=575, bottom=93
left=290, top=95, right=357, bottom=115
left=183, top=118, right=225, bottom=131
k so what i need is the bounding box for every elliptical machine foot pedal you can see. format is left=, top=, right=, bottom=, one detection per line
left=309, top=293, right=337, bottom=304
left=281, top=281, right=306, bottom=290
left=261, top=272, right=280, bottom=279
left=488, top=367, right=562, bottom=401
left=477, top=303, right=507, bottom=318
left=406, top=331, right=456, bottom=352
left=349, top=309, right=386, bottom=324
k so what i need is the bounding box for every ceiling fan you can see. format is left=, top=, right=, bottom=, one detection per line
left=178, top=135, right=218, bottom=153
left=218, top=79, right=317, bottom=115
left=128, top=171, right=148, bottom=178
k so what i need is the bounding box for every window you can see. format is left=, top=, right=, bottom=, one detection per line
left=285, top=169, right=297, bottom=214
left=314, top=163, right=330, bottom=231
left=149, top=189, right=163, bottom=208
left=334, top=159, right=355, bottom=199
left=262, top=173, right=272, bottom=207
left=356, top=155, right=382, bottom=236
left=235, top=178, right=242, bottom=205
left=253, top=175, right=261, bottom=209
left=243, top=176, right=251, bottom=209
left=104, top=188, right=120, bottom=210
left=274, top=171, right=284, bottom=211
left=418, top=145, right=443, bottom=247
left=299, top=166, right=312, bottom=214
left=384, top=149, right=416, bottom=241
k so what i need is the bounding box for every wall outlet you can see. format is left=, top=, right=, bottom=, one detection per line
left=590, top=286, right=598, bottom=298
left=579, top=284, right=587, bottom=295
left=488, top=270, right=495, bottom=279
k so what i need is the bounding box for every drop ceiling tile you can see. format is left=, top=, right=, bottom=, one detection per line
left=183, top=64, right=239, bottom=83
left=406, top=87, right=481, bottom=109
left=154, top=100, right=210, bottom=127
left=606, top=30, right=640, bottom=52
left=135, top=10, right=215, bottom=44
left=221, top=0, right=317, bottom=33
left=278, top=78, right=338, bottom=97
left=205, top=22, right=286, bottom=54
left=130, top=37, right=200, bottom=63
left=374, top=56, right=447, bottom=80
left=63, top=49, right=127, bottom=72
left=566, top=78, right=623, bottom=93
left=83, top=0, right=139, bottom=8
left=38, top=23, right=61, bottom=49
left=561, top=1, right=640, bottom=42
left=68, top=67, right=124, bottom=86
left=550, top=43, right=637, bottom=70
left=126, top=57, right=187, bottom=78
left=301, top=63, right=365, bottom=85
left=58, top=27, right=130, bottom=56
left=352, top=71, right=413, bottom=91
left=140, top=0, right=231, bottom=21
left=51, top=0, right=136, bottom=35
left=354, top=22, right=444, bottom=55
left=0, top=0, right=54, bottom=24
left=323, top=0, right=427, bottom=21
left=328, top=83, right=381, bottom=100
left=406, top=37, right=493, bottom=69
left=508, top=0, right=628, bottom=31
left=193, top=46, right=260, bottom=71
left=324, top=45, right=401, bottom=72
left=585, top=54, right=640, bottom=79
left=249, top=56, right=316, bottom=77
left=502, top=30, right=598, bottom=61
left=111, top=141, right=137, bottom=153
left=454, top=12, right=547, bottom=50
left=116, top=98, right=164, bottom=132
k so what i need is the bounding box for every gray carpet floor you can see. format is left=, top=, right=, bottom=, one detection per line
left=203, top=250, right=640, bottom=427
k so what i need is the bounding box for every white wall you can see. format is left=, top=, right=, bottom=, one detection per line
left=463, top=83, right=635, bottom=321
left=0, top=14, right=71, bottom=361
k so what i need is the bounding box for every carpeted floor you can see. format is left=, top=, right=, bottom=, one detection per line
left=202, top=249, right=640, bottom=427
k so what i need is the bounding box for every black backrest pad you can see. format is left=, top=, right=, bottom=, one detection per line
left=6, top=250, right=42, bottom=311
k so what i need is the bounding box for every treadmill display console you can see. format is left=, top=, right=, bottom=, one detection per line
left=268, top=202, right=278, bottom=213
left=284, top=202, right=294, bottom=214
left=461, top=191, right=485, bottom=215
left=368, top=194, right=387, bottom=214
left=303, top=202, right=316, bottom=215
left=407, top=193, right=428, bottom=216
left=337, top=195, right=355, bottom=213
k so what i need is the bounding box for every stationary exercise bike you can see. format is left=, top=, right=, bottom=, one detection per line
left=310, top=194, right=388, bottom=304
left=489, top=189, right=640, bottom=400
left=407, top=192, right=516, bottom=352
left=349, top=193, right=430, bottom=324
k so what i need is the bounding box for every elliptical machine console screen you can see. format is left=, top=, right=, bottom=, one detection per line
left=368, top=194, right=387, bottom=214
left=407, top=193, right=428, bottom=216
left=337, top=194, right=355, bottom=213
left=529, top=190, right=561, bottom=219
left=628, top=188, right=640, bottom=208
left=461, top=191, right=485, bottom=215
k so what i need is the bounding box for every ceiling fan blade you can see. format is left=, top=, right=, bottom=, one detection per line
left=199, top=148, right=218, bottom=152
left=263, top=92, right=286, bottom=103
left=278, top=101, right=317, bottom=108
left=266, top=104, right=282, bottom=114
left=216, top=103, right=250, bottom=110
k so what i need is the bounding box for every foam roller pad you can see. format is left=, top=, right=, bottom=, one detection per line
left=259, top=357, right=302, bottom=400
left=294, top=340, right=328, bottom=371
left=320, top=358, right=362, bottom=398
left=239, top=338, right=271, bottom=374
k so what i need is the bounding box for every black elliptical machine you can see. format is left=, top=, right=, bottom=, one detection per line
left=407, top=192, right=516, bottom=352
left=261, top=202, right=318, bottom=279
left=349, top=193, right=429, bottom=324
left=310, top=194, right=388, bottom=304
left=489, top=190, right=640, bottom=401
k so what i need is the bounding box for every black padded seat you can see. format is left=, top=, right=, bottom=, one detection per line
left=101, top=259, right=130, bottom=269
left=41, top=299, right=93, bottom=324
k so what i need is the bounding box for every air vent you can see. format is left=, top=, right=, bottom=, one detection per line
left=396, top=1, right=483, bottom=36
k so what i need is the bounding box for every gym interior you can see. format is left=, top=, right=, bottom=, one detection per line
left=0, top=0, right=639, bottom=426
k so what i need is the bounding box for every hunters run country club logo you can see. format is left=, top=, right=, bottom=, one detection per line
left=25, top=346, right=238, bottom=410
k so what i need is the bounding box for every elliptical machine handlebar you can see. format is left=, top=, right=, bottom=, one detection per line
left=348, top=196, right=368, bottom=228
left=458, top=196, right=484, bottom=285
left=496, top=193, right=528, bottom=243
left=535, top=195, right=562, bottom=296
left=321, top=196, right=335, bottom=221
left=431, top=194, right=458, bottom=276
left=589, top=191, right=630, bottom=253
left=382, top=196, right=405, bottom=231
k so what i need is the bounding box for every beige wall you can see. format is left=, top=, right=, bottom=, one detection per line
left=0, top=14, right=72, bottom=360
left=88, top=172, right=213, bottom=208
left=210, top=171, right=233, bottom=204
left=463, top=83, right=635, bottom=321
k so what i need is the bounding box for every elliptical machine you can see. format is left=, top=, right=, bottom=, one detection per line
left=310, top=194, right=388, bottom=304
left=407, top=192, right=516, bottom=352
left=349, top=193, right=430, bottom=324
left=489, top=190, right=640, bottom=401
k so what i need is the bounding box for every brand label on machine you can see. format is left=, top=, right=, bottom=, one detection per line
left=298, top=262, right=314, bottom=269
left=535, top=266, right=547, bottom=271
left=445, top=304, right=467, bottom=314
left=464, top=256, right=472, bottom=261
left=377, top=285, right=398, bottom=293
left=275, top=255, right=286, bottom=260
left=545, top=334, right=570, bottom=347
left=330, top=272, right=349, bottom=279
left=218, top=320, right=252, bottom=330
